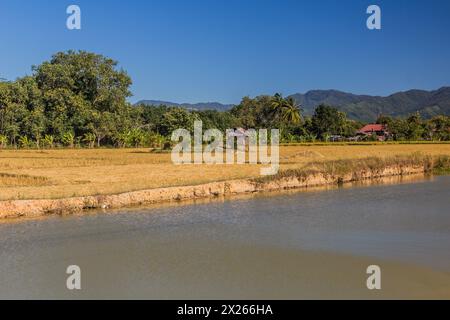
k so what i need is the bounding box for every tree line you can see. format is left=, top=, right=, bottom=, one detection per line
left=1, top=51, right=449, bottom=149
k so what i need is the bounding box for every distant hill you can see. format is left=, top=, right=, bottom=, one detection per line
left=289, top=87, right=450, bottom=122
left=135, top=100, right=233, bottom=112
left=136, top=87, right=450, bottom=122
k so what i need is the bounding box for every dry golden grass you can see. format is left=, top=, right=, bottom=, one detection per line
left=1, top=143, right=450, bottom=201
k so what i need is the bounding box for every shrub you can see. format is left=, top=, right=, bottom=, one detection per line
left=43, top=135, right=55, bottom=149
left=61, top=132, right=75, bottom=148
left=0, top=135, right=7, bottom=149
left=18, top=136, right=32, bottom=149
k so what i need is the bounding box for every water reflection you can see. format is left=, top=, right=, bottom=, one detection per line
left=0, top=175, right=449, bottom=299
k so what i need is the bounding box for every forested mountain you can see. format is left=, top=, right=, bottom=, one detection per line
left=289, top=87, right=450, bottom=122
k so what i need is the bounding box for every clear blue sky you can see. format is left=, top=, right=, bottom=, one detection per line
left=1, top=0, right=450, bottom=104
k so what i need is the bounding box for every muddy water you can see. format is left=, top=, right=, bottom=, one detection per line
left=1, top=176, right=450, bottom=299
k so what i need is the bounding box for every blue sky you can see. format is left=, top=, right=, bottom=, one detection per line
left=1, top=0, right=450, bottom=104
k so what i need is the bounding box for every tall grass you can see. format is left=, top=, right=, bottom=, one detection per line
left=254, top=154, right=450, bottom=184
left=433, top=155, right=450, bottom=175
left=0, top=173, right=50, bottom=187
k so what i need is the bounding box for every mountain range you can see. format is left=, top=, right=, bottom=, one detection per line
left=290, top=87, right=450, bottom=122
left=136, top=87, right=450, bottom=122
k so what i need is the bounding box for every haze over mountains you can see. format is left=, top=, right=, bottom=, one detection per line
left=136, top=87, right=450, bottom=122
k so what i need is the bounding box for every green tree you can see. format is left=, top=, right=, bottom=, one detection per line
left=270, top=93, right=285, bottom=121
left=88, top=111, right=114, bottom=147
left=428, top=116, right=450, bottom=141
left=281, top=97, right=302, bottom=124
left=311, top=104, right=348, bottom=139
left=406, top=112, right=425, bottom=140
left=231, top=95, right=274, bottom=129
left=159, top=107, right=200, bottom=136
left=33, top=50, right=134, bottom=145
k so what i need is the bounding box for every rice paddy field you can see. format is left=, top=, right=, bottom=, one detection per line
left=1, top=143, right=450, bottom=201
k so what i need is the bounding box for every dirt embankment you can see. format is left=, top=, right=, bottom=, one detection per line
left=0, top=160, right=430, bottom=220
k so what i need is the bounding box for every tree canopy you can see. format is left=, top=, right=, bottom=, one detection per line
left=1, top=50, right=449, bottom=149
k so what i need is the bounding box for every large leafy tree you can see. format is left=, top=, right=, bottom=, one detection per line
left=405, top=112, right=425, bottom=140
left=232, top=95, right=276, bottom=128
left=33, top=50, right=134, bottom=145
left=34, top=51, right=132, bottom=110
left=311, top=104, right=349, bottom=138
left=428, top=115, right=450, bottom=140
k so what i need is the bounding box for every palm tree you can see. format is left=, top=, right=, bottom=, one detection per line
left=271, top=94, right=302, bottom=125
left=271, top=93, right=285, bottom=111
left=270, top=93, right=284, bottom=120
left=281, top=97, right=302, bottom=124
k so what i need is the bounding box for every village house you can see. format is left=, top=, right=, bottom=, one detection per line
left=357, top=124, right=390, bottom=141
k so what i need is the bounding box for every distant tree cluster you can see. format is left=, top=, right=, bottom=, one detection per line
left=376, top=113, right=450, bottom=141
left=1, top=51, right=449, bottom=149
left=228, top=96, right=361, bottom=142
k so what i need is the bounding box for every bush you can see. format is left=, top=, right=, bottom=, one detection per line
left=0, top=135, right=7, bottom=149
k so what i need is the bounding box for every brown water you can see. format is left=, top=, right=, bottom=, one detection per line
left=1, top=176, right=450, bottom=299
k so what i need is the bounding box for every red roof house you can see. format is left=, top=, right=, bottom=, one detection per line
left=357, top=124, right=390, bottom=141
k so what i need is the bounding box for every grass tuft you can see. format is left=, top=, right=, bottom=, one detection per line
left=0, top=173, right=50, bottom=187
left=432, top=155, right=450, bottom=175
